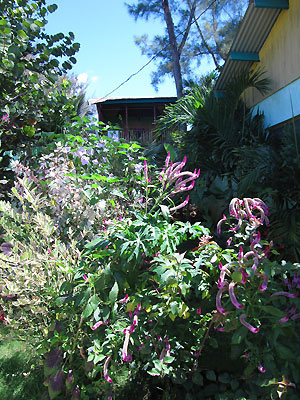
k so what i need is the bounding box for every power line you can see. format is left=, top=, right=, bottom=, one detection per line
left=99, top=0, right=218, bottom=100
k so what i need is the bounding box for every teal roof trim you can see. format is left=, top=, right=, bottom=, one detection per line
left=96, top=97, right=177, bottom=105
left=254, top=0, right=289, bottom=9
left=231, top=52, right=260, bottom=61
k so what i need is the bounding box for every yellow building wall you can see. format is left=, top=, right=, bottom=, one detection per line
left=245, top=0, right=300, bottom=108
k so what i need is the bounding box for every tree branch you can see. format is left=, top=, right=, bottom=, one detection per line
left=178, top=0, right=197, bottom=56
left=187, top=0, right=221, bottom=70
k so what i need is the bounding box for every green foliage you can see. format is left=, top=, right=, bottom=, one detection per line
left=0, top=0, right=81, bottom=198
left=1, top=119, right=300, bottom=399
left=125, top=0, right=248, bottom=89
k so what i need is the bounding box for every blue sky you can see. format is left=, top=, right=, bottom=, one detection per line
left=45, top=0, right=180, bottom=100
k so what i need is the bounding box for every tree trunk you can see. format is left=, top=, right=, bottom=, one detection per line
left=161, top=0, right=183, bottom=98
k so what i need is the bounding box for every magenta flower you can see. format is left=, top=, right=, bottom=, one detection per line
left=196, top=307, right=201, bottom=315
left=258, top=272, right=268, bottom=291
left=238, top=247, right=244, bottom=264
left=169, top=195, right=189, bottom=212
left=229, top=282, right=244, bottom=310
left=239, top=314, right=259, bottom=333
left=218, top=263, right=230, bottom=289
left=92, top=320, right=108, bottom=330
left=103, top=356, right=112, bottom=383
left=119, top=294, right=129, bottom=303
left=258, top=364, right=266, bottom=373
left=291, top=313, right=300, bottom=320
left=165, top=337, right=170, bottom=357
left=122, top=330, right=131, bottom=362
left=271, top=291, right=298, bottom=298
left=216, top=214, right=227, bottom=235
left=159, top=349, right=165, bottom=363
left=216, top=285, right=228, bottom=314
left=279, top=315, right=290, bottom=323
left=83, top=274, right=88, bottom=281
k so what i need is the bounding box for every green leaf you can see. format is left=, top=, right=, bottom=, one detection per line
left=206, top=370, right=217, bottom=381
left=34, top=20, right=44, bottom=27
left=85, top=237, right=110, bottom=249
left=109, top=281, right=119, bottom=304
left=231, top=326, right=248, bottom=344
left=23, top=125, right=35, bottom=137
left=47, top=4, right=58, bottom=13
left=261, top=305, right=285, bottom=318
left=163, top=356, right=175, bottom=363
left=17, top=30, right=27, bottom=39
left=218, top=372, right=230, bottom=384
left=83, top=303, right=94, bottom=318
left=160, top=205, right=170, bottom=219
left=192, top=371, right=204, bottom=386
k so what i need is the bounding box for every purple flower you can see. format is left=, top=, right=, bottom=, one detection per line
left=169, top=195, right=189, bottom=212
left=134, top=163, right=143, bottom=174
left=87, top=148, right=94, bottom=156
left=258, top=364, right=266, bottom=373
left=216, top=285, right=227, bottom=314
left=92, top=159, right=99, bottom=165
left=217, top=214, right=227, bottom=235
left=81, top=155, right=90, bottom=165
left=92, top=320, right=106, bottom=330
left=103, top=356, right=112, bottom=383
left=122, top=330, right=131, bottom=362
left=1, top=242, right=13, bottom=255
left=258, top=272, right=268, bottom=291
left=239, top=314, right=259, bottom=333
left=271, top=291, right=298, bottom=298
left=2, top=113, right=9, bottom=122
left=229, top=282, right=244, bottom=310
left=120, top=294, right=129, bottom=303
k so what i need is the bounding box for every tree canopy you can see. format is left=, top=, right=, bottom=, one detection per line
left=125, top=0, right=248, bottom=96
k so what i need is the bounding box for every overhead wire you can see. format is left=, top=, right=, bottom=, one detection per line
left=99, top=0, right=218, bottom=100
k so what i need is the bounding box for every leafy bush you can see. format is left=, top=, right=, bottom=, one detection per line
left=1, top=124, right=299, bottom=399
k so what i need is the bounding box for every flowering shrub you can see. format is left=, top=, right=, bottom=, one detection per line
left=1, top=125, right=300, bottom=399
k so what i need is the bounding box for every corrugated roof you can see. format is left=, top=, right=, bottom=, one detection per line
left=89, top=96, right=177, bottom=105
left=214, top=1, right=284, bottom=91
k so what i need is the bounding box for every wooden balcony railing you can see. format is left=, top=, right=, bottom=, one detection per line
left=118, top=129, right=166, bottom=145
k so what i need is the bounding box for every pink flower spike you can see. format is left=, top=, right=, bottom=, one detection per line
left=159, top=349, right=165, bottom=363
left=122, top=330, right=131, bottom=362
left=165, top=337, right=170, bottom=356
left=291, top=312, right=300, bottom=320
left=240, top=314, right=259, bottom=333
left=215, top=327, right=225, bottom=332
left=165, top=152, right=170, bottom=168
left=83, top=274, right=88, bottom=281
left=258, top=364, right=266, bottom=373
left=103, top=356, right=112, bottom=383
left=119, top=294, right=129, bottom=303
left=279, top=315, right=289, bottom=323
left=258, top=272, right=268, bottom=291
left=238, top=247, right=244, bottom=263
left=169, top=195, right=189, bottom=212
left=92, top=320, right=105, bottom=330
left=216, top=214, right=227, bottom=235
left=216, top=286, right=227, bottom=315
left=271, top=291, right=298, bottom=298
left=229, top=282, right=244, bottom=309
